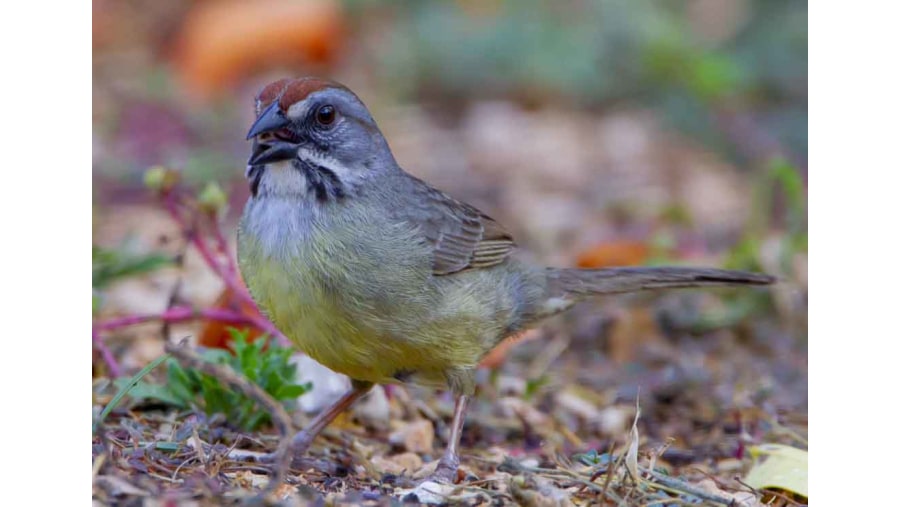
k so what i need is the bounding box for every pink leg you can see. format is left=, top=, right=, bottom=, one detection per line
left=289, top=381, right=373, bottom=455
left=429, top=394, right=470, bottom=483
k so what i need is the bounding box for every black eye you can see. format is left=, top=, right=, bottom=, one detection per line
left=315, top=104, right=336, bottom=126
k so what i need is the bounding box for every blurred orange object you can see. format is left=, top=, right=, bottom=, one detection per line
left=174, top=0, right=345, bottom=97
left=575, top=240, right=651, bottom=269
left=198, top=284, right=265, bottom=350
left=478, top=329, right=541, bottom=369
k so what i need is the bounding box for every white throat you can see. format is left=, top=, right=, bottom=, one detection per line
left=255, top=160, right=308, bottom=196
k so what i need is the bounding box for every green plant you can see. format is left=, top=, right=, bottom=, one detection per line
left=163, top=330, right=311, bottom=431
left=92, top=244, right=172, bottom=289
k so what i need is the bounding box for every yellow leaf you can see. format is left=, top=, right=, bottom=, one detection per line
left=744, top=443, right=808, bottom=498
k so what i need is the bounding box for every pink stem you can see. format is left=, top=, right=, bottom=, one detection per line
left=163, top=195, right=262, bottom=318
left=94, top=306, right=263, bottom=331
left=92, top=328, right=122, bottom=377
left=95, top=305, right=284, bottom=343
left=212, top=219, right=239, bottom=280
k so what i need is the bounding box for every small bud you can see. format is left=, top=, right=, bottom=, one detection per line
left=144, top=165, right=180, bottom=192
left=198, top=182, right=228, bottom=216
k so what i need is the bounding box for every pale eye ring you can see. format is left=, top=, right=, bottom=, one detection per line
left=315, top=104, right=336, bottom=126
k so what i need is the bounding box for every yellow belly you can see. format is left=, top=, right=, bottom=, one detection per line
left=237, top=229, right=484, bottom=386
left=236, top=195, right=520, bottom=389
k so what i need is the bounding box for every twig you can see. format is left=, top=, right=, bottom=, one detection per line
left=601, top=443, right=625, bottom=504
left=211, top=216, right=239, bottom=280
left=642, top=468, right=737, bottom=506
left=162, top=243, right=188, bottom=343
left=498, top=458, right=612, bottom=495
left=164, top=339, right=293, bottom=500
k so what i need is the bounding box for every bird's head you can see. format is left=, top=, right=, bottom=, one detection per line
left=245, top=77, right=394, bottom=199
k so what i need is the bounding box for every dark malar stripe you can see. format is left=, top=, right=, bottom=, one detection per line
left=314, top=165, right=346, bottom=199
left=295, top=159, right=346, bottom=202
left=247, top=165, right=264, bottom=197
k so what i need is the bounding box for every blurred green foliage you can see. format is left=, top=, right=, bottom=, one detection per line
left=362, top=0, right=806, bottom=162
left=701, top=158, right=806, bottom=334
left=92, top=244, right=172, bottom=289
left=92, top=244, right=172, bottom=315
left=726, top=158, right=807, bottom=274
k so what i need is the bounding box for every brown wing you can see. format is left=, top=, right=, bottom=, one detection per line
left=396, top=177, right=516, bottom=275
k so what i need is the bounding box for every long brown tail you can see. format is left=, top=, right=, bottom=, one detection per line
left=546, top=266, right=774, bottom=304
left=525, top=267, right=776, bottom=322
left=512, top=266, right=774, bottom=339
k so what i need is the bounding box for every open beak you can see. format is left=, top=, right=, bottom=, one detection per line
left=248, top=140, right=298, bottom=165
left=246, top=101, right=290, bottom=139
left=246, top=101, right=297, bottom=165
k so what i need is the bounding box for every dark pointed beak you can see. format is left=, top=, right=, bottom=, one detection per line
left=246, top=101, right=290, bottom=140
left=248, top=140, right=298, bottom=165
left=246, top=101, right=298, bottom=165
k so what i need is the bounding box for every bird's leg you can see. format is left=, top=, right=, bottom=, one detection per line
left=288, top=380, right=373, bottom=456
left=429, top=394, right=470, bottom=483
left=254, top=381, right=372, bottom=471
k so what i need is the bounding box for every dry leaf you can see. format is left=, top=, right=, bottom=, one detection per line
left=198, top=283, right=265, bottom=350
left=509, top=474, right=575, bottom=507
left=388, top=419, right=435, bottom=454
left=370, top=452, right=423, bottom=475
left=575, top=240, right=651, bottom=268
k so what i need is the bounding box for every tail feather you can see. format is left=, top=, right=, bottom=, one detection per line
left=514, top=266, right=774, bottom=336
left=548, top=266, right=775, bottom=300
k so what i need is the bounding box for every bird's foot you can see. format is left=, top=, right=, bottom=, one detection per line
left=425, top=454, right=460, bottom=484
left=398, top=453, right=470, bottom=503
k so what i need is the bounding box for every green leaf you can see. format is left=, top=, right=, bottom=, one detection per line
left=112, top=377, right=185, bottom=407
left=744, top=444, right=808, bottom=498
left=96, top=353, right=170, bottom=431
left=275, top=383, right=311, bottom=399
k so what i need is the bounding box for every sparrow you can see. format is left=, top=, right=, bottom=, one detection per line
left=237, top=77, right=774, bottom=482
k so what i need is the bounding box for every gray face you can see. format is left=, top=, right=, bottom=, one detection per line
left=282, top=88, right=384, bottom=169
left=246, top=87, right=395, bottom=199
